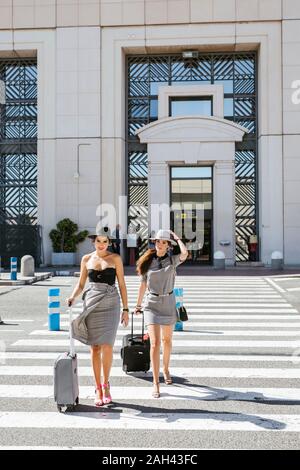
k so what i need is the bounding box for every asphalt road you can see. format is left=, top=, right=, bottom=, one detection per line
left=1, top=273, right=300, bottom=449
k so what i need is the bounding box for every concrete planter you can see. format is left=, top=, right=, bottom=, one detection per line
left=51, top=253, right=76, bottom=266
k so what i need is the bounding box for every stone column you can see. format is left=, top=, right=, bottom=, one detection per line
left=148, top=160, right=170, bottom=232
left=213, top=161, right=235, bottom=266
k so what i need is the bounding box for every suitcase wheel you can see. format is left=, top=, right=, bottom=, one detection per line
left=75, top=397, right=79, bottom=405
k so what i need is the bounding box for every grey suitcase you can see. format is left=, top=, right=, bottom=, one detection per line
left=54, top=306, right=79, bottom=412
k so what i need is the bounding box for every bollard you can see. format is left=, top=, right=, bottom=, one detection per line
left=174, top=287, right=183, bottom=331
left=271, top=251, right=283, bottom=270
left=10, top=257, right=17, bottom=280
left=21, top=255, right=35, bottom=277
left=214, top=251, right=225, bottom=270
left=48, top=288, right=60, bottom=331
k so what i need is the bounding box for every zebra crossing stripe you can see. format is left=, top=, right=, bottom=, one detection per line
left=1, top=352, right=299, bottom=362
left=0, top=366, right=299, bottom=378
left=43, top=321, right=300, bottom=328
left=0, top=329, right=24, bottom=332
left=29, top=330, right=300, bottom=337
left=0, top=319, right=34, bottom=323
left=0, top=411, right=299, bottom=431
left=1, top=385, right=300, bottom=401
left=60, top=314, right=299, bottom=320
left=11, top=339, right=300, bottom=348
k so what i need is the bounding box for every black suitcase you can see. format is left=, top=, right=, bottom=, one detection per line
left=121, top=311, right=150, bottom=373
left=54, top=306, right=79, bottom=412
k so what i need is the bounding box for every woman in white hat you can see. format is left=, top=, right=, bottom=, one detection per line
left=66, top=227, right=129, bottom=407
left=135, top=229, right=188, bottom=398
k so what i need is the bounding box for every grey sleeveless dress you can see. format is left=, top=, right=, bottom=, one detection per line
left=141, top=254, right=184, bottom=326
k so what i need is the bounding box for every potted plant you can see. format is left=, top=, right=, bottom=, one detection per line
left=49, top=218, right=88, bottom=266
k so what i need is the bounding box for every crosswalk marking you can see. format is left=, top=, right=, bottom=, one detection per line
left=1, top=274, right=300, bottom=448
left=46, top=321, right=300, bottom=328
left=1, top=385, right=300, bottom=401
left=12, top=338, right=300, bottom=348
left=265, top=278, right=286, bottom=293
left=0, top=329, right=24, bottom=332
left=58, top=314, right=300, bottom=320
left=65, top=303, right=293, bottom=308
left=0, top=411, right=299, bottom=431
left=0, top=319, right=34, bottom=323
left=1, top=352, right=299, bottom=362
left=1, top=366, right=299, bottom=378
left=30, top=330, right=300, bottom=337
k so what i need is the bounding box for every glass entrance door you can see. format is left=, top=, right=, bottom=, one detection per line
left=170, top=166, right=213, bottom=265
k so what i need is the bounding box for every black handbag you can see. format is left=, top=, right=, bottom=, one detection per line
left=177, top=306, right=188, bottom=322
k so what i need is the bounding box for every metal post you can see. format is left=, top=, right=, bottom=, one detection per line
left=10, top=257, right=17, bottom=281
left=48, top=288, right=60, bottom=331
left=174, top=287, right=183, bottom=331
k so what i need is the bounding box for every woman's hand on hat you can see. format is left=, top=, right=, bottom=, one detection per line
left=170, top=230, right=180, bottom=241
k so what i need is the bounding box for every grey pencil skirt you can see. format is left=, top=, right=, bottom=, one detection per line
left=84, top=284, right=121, bottom=346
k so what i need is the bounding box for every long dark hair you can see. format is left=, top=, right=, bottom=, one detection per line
left=136, top=242, right=171, bottom=276
left=136, top=249, right=156, bottom=276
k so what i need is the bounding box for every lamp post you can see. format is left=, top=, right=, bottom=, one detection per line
left=74, top=143, right=91, bottom=228
left=74, top=143, right=91, bottom=179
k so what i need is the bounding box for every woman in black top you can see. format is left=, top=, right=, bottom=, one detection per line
left=67, top=228, right=128, bottom=407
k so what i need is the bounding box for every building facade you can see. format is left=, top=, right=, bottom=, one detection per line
left=0, top=0, right=299, bottom=266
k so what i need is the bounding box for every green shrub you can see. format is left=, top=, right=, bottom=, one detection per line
left=49, top=218, right=88, bottom=253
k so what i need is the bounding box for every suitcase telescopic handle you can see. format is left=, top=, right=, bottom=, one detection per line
left=68, top=304, right=76, bottom=358
left=131, top=310, right=145, bottom=340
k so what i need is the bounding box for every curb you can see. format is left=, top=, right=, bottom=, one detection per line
left=0, top=272, right=54, bottom=286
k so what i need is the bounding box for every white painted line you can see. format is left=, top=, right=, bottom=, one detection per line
left=0, top=412, right=299, bottom=431
left=1, top=352, right=299, bottom=363
left=125, top=289, right=276, bottom=292
left=286, top=287, right=300, bottom=292
left=165, top=308, right=298, bottom=312
left=0, top=319, right=34, bottom=323
left=120, top=303, right=290, bottom=307
left=133, top=308, right=293, bottom=312
left=30, top=330, right=300, bottom=338
left=71, top=302, right=293, bottom=308
left=0, top=329, right=24, bottom=332
left=44, top=321, right=300, bottom=328
left=1, top=385, right=300, bottom=401
left=12, top=339, right=300, bottom=349
left=1, top=366, right=300, bottom=378
left=60, top=310, right=299, bottom=319
left=265, top=278, right=286, bottom=294
left=17, top=315, right=300, bottom=330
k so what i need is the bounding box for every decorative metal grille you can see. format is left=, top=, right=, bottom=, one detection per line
left=0, top=58, right=40, bottom=266
left=127, top=53, right=257, bottom=261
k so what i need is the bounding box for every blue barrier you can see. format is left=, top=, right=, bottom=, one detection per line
left=10, top=257, right=17, bottom=281
left=48, top=288, right=60, bottom=331
left=174, top=287, right=183, bottom=331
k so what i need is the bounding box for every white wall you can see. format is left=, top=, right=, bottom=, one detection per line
left=1, top=1, right=299, bottom=265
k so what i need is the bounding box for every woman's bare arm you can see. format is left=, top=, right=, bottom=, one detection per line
left=66, top=255, right=89, bottom=305
left=135, top=280, right=147, bottom=313
left=115, top=255, right=129, bottom=326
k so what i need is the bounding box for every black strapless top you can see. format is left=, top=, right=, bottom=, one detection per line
left=88, top=267, right=116, bottom=285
